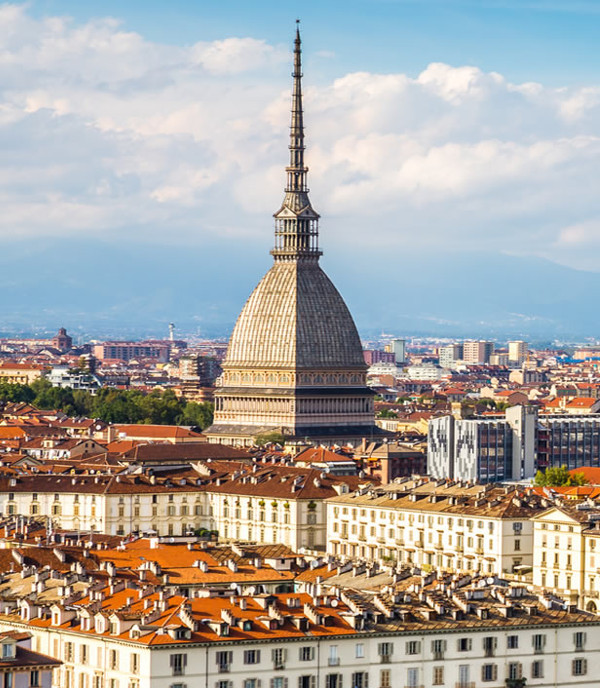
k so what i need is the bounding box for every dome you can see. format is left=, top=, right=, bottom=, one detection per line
left=224, top=260, right=366, bottom=371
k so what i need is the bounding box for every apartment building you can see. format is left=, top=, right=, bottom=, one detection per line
left=0, top=569, right=598, bottom=688
left=326, top=479, right=543, bottom=575
left=463, top=341, right=494, bottom=365
left=0, top=464, right=367, bottom=551
left=0, top=631, right=61, bottom=688
left=532, top=501, right=600, bottom=613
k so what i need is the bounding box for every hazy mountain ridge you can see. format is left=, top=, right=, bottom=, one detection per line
left=1, top=238, right=598, bottom=341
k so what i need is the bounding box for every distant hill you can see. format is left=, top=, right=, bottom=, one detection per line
left=1, top=237, right=599, bottom=340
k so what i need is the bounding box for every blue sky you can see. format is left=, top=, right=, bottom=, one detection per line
left=3, top=1, right=600, bottom=336
left=29, top=0, right=600, bottom=85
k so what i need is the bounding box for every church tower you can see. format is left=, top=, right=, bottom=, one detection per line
left=205, top=25, right=376, bottom=446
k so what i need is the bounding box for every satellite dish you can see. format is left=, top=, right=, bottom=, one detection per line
left=331, top=599, right=339, bottom=607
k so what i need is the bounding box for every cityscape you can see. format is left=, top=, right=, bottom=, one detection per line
left=2, top=2, right=600, bottom=688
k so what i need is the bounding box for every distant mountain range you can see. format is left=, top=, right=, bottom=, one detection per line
left=1, top=237, right=599, bottom=342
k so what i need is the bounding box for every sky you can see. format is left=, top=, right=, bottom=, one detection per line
left=2, top=1, right=600, bottom=337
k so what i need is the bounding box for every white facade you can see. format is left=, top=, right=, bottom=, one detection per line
left=0, top=479, right=329, bottom=550
left=1, top=608, right=599, bottom=688
left=327, top=490, right=534, bottom=576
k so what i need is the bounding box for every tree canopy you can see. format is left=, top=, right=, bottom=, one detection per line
left=0, top=379, right=214, bottom=429
left=534, top=465, right=587, bottom=487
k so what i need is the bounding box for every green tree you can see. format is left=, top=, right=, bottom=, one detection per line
left=179, top=401, right=214, bottom=430
left=534, top=465, right=588, bottom=487
left=0, top=383, right=35, bottom=403
left=377, top=409, right=398, bottom=418
left=254, top=431, right=286, bottom=447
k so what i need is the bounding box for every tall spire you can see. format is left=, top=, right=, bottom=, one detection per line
left=272, top=21, right=321, bottom=261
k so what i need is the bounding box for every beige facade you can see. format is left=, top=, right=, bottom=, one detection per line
left=206, top=29, right=375, bottom=446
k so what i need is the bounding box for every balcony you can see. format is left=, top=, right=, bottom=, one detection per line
left=455, top=683, right=475, bottom=688
left=377, top=537, right=386, bottom=544
left=217, top=665, right=230, bottom=674
left=273, top=663, right=286, bottom=670
left=328, top=658, right=340, bottom=667
left=433, top=652, right=444, bottom=661
left=395, top=539, right=405, bottom=546
left=380, top=655, right=391, bottom=664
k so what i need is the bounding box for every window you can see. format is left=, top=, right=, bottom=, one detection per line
left=507, top=635, right=519, bottom=649
left=483, top=636, right=497, bottom=657
left=481, top=664, right=497, bottom=682
left=80, top=645, right=88, bottom=664
left=244, top=681, right=260, bottom=688
left=508, top=663, right=523, bottom=680
left=131, top=653, right=139, bottom=674
left=216, top=651, right=232, bottom=673
left=109, top=650, right=118, bottom=670
left=244, top=650, right=260, bottom=665
left=406, top=668, right=419, bottom=688
left=299, top=647, right=314, bottom=662
left=574, top=631, right=586, bottom=651
left=405, top=641, right=420, bottom=655
left=298, top=677, right=316, bottom=688
left=380, top=670, right=391, bottom=688
left=433, top=667, right=444, bottom=685
left=64, top=643, right=74, bottom=662
left=170, top=654, right=187, bottom=676
left=30, top=671, right=40, bottom=687
left=328, top=646, right=339, bottom=666
left=532, top=634, right=546, bottom=654
left=351, top=673, right=368, bottom=688
left=457, top=638, right=472, bottom=652
left=217, top=682, right=233, bottom=688
left=458, top=665, right=470, bottom=687
left=355, top=643, right=364, bottom=659
left=431, top=639, right=446, bottom=660
left=514, top=539, right=521, bottom=551
left=325, top=675, right=343, bottom=688
left=572, top=658, right=587, bottom=676
left=270, top=679, right=288, bottom=688
left=272, top=648, right=286, bottom=669
left=378, top=642, right=393, bottom=662
left=531, top=660, right=544, bottom=678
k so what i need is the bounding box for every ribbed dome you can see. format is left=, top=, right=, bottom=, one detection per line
left=225, top=261, right=366, bottom=370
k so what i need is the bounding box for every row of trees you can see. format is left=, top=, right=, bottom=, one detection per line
left=0, top=378, right=214, bottom=429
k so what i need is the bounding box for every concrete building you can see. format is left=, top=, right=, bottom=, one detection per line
left=508, top=340, right=528, bottom=366
left=428, top=405, right=537, bottom=482
left=206, top=30, right=376, bottom=446
left=463, top=341, right=494, bottom=365
left=429, top=406, right=600, bottom=481
left=389, top=339, right=406, bottom=365
left=92, top=341, right=173, bottom=363
left=439, top=343, right=463, bottom=369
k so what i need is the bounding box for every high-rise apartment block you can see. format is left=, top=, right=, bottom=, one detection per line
left=439, top=343, right=463, bottom=368
left=508, top=340, right=528, bottom=366
left=390, top=338, right=406, bottom=364
left=462, top=340, right=494, bottom=364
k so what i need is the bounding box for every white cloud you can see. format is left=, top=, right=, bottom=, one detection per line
left=2, top=3, right=600, bottom=269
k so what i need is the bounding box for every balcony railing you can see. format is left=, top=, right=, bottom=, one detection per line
left=380, top=655, right=391, bottom=664
left=455, top=683, right=475, bottom=688
left=328, top=657, right=340, bottom=667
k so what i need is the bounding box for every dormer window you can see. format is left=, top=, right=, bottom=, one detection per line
left=1, top=641, right=15, bottom=659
